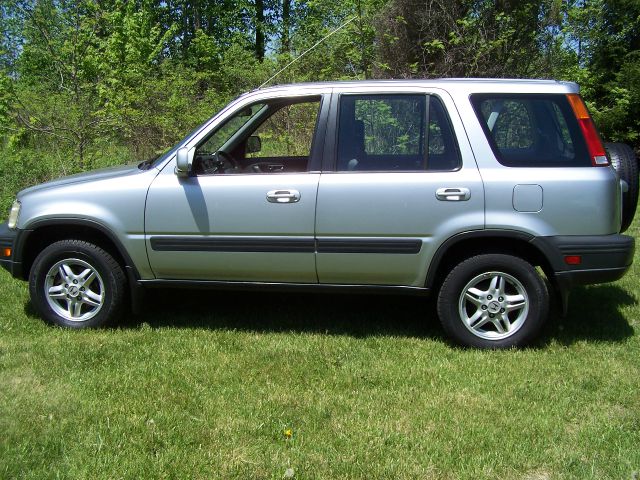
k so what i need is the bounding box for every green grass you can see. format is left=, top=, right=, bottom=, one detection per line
left=1, top=222, right=639, bottom=479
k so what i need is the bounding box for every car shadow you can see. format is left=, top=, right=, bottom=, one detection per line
left=539, top=284, right=637, bottom=346
left=117, top=283, right=636, bottom=345
left=121, top=289, right=445, bottom=340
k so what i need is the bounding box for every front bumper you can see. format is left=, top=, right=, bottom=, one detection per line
left=0, top=222, right=22, bottom=277
left=532, top=234, right=635, bottom=288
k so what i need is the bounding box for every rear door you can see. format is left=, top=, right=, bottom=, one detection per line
left=315, top=87, right=485, bottom=287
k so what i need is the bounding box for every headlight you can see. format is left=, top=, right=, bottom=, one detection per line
left=7, top=200, right=21, bottom=229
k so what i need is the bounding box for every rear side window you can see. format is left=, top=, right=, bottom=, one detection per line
left=471, top=94, right=590, bottom=167
left=336, top=94, right=460, bottom=171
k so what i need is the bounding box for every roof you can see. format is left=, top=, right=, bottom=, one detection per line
left=255, top=78, right=579, bottom=95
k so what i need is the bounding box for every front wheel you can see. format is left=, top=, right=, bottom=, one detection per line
left=29, top=240, right=126, bottom=328
left=437, top=254, right=549, bottom=348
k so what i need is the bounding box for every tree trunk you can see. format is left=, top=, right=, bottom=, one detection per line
left=357, top=0, right=369, bottom=78
left=256, top=0, right=265, bottom=61
left=281, top=0, right=290, bottom=53
left=194, top=0, right=201, bottom=31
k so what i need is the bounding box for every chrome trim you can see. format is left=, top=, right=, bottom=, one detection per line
left=435, top=187, right=471, bottom=201
left=266, top=189, right=301, bottom=203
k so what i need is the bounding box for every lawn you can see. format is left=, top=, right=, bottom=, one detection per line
left=1, top=221, right=638, bottom=479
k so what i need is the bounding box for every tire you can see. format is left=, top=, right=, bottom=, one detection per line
left=605, top=142, right=638, bottom=233
left=29, top=240, right=126, bottom=328
left=437, top=254, right=549, bottom=349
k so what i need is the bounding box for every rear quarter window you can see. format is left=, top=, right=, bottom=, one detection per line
left=471, top=94, right=591, bottom=167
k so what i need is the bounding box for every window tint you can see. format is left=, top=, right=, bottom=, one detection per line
left=485, top=100, right=535, bottom=149
left=552, top=102, right=574, bottom=148
left=471, top=94, right=590, bottom=167
left=357, top=96, right=423, bottom=156
left=427, top=95, right=461, bottom=170
left=336, top=94, right=460, bottom=171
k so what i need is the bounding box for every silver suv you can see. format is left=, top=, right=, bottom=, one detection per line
left=1, top=79, right=637, bottom=348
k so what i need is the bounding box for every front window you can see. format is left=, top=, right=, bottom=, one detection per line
left=194, top=97, right=321, bottom=174
left=197, top=103, right=267, bottom=156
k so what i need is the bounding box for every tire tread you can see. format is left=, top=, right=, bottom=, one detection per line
left=437, top=253, right=549, bottom=349
left=605, top=142, right=638, bottom=233
left=29, top=239, right=126, bottom=328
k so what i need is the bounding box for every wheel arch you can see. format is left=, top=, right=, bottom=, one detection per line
left=426, top=230, right=555, bottom=291
left=18, top=219, right=140, bottom=281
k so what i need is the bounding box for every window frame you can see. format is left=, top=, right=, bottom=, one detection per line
left=326, top=92, right=462, bottom=173
left=470, top=93, right=591, bottom=168
left=192, top=94, right=328, bottom=176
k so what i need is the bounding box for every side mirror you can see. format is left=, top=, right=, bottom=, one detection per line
left=175, top=147, right=193, bottom=177
left=246, top=135, right=262, bottom=154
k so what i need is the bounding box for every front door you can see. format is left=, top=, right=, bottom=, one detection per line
left=145, top=95, right=326, bottom=282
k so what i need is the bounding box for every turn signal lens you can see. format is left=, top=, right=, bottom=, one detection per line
left=566, top=94, right=609, bottom=167
left=2, top=248, right=11, bottom=258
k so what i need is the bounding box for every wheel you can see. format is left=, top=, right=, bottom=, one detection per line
left=605, top=142, right=638, bottom=233
left=29, top=240, right=126, bottom=328
left=437, top=254, right=549, bottom=348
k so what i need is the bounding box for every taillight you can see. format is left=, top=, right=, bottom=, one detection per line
left=566, top=94, right=609, bottom=167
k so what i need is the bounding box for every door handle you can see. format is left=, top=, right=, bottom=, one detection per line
left=266, top=189, right=301, bottom=203
left=435, top=187, right=471, bottom=201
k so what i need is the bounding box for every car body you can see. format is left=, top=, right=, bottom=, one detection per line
left=1, top=79, right=636, bottom=348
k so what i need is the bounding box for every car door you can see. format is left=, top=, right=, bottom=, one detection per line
left=315, top=87, right=485, bottom=287
left=145, top=93, right=328, bottom=282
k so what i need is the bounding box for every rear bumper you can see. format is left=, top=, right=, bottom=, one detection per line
left=532, top=234, right=635, bottom=288
left=0, top=222, right=22, bottom=278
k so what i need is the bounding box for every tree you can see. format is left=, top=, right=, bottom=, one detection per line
left=6, top=0, right=110, bottom=168
left=374, top=0, right=561, bottom=79
left=551, top=0, right=640, bottom=145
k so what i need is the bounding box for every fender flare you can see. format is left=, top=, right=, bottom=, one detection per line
left=18, top=217, right=141, bottom=280
left=425, top=229, right=539, bottom=289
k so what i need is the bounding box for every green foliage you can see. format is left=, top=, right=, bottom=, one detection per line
left=0, top=0, right=639, bottom=216
left=375, top=1, right=556, bottom=78
left=552, top=0, right=640, bottom=144
left=0, top=71, right=13, bottom=130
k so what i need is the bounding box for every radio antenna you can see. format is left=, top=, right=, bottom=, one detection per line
left=259, top=16, right=357, bottom=89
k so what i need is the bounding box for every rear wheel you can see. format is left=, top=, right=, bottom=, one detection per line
left=29, top=240, right=126, bottom=328
left=605, top=142, right=638, bottom=233
left=437, top=254, right=549, bottom=348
